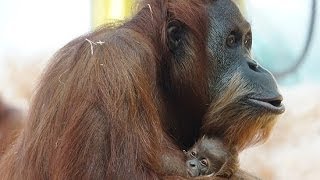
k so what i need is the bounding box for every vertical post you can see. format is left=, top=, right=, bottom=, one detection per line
left=237, top=0, right=246, bottom=14
left=91, top=0, right=133, bottom=28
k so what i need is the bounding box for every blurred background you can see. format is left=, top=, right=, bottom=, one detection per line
left=0, top=0, right=319, bottom=179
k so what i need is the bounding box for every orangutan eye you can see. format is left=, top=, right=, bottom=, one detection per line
left=227, top=34, right=236, bottom=47
left=200, top=159, right=208, bottom=167
left=244, top=32, right=252, bottom=49
left=191, top=151, right=197, bottom=157
left=226, top=31, right=241, bottom=48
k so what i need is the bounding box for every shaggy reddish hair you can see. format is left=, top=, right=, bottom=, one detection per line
left=0, top=0, right=209, bottom=179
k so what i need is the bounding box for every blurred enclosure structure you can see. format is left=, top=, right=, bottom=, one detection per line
left=0, top=0, right=319, bottom=179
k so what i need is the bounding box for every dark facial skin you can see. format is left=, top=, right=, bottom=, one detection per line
left=186, top=137, right=235, bottom=177
left=186, top=151, right=211, bottom=177
left=206, top=0, right=284, bottom=113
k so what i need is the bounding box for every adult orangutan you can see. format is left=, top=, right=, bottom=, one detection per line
left=0, top=0, right=285, bottom=179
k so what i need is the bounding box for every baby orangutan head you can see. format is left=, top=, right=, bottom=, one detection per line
left=185, top=137, right=239, bottom=178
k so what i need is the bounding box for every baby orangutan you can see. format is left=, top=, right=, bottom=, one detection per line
left=185, top=136, right=239, bottom=178
left=161, top=136, right=259, bottom=179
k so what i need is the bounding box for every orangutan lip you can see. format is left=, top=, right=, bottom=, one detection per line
left=248, top=96, right=285, bottom=114
left=187, top=170, right=197, bottom=177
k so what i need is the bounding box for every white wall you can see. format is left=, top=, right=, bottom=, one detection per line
left=0, top=0, right=91, bottom=107
left=0, top=0, right=91, bottom=57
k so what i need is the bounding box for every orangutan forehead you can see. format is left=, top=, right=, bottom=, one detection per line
left=208, top=0, right=247, bottom=23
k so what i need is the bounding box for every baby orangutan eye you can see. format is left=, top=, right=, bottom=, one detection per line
left=191, top=151, right=197, bottom=157
left=200, top=159, right=208, bottom=167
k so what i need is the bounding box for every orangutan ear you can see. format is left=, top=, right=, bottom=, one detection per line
left=167, top=21, right=185, bottom=53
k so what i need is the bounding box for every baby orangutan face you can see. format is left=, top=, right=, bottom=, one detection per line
left=185, top=137, right=239, bottom=178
